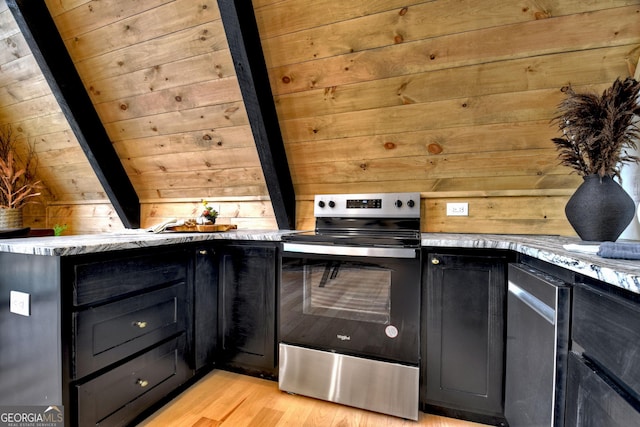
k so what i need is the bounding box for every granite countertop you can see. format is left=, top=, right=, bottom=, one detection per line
left=421, top=233, right=640, bottom=295
left=0, top=229, right=293, bottom=257
left=1, top=230, right=639, bottom=295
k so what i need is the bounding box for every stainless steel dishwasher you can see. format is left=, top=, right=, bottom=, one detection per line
left=504, top=263, right=571, bottom=427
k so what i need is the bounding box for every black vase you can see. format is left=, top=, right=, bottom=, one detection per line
left=565, top=174, right=636, bottom=241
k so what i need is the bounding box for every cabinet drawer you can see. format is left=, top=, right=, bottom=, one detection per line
left=73, top=251, right=188, bottom=306
left=74, top=283, right=188, bottom=379
left=572, top=284, right=640, bottom=401
left=565, top=352, right=640, bottom=426
left=76, top=336, right=191, bottom=427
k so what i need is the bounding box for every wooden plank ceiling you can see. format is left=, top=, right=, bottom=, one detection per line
left=0, top=0, right=638, bottom=234
left=7, top=0, right=295, bottom=230
left=8, top=0, right=141, bottom=228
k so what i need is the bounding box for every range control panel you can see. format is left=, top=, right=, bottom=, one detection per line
left=314, top=192, right=420, bottom=218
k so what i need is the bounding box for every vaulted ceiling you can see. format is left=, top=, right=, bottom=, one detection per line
left=1, top=0, right=638, bottom=235
left=7, top=0, right=295, bottom=229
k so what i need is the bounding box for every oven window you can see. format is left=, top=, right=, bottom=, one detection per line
left=302, top=261, right=391, bottom=324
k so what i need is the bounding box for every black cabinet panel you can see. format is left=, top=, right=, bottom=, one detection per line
left=219, top=243, right=277, bottom=377
left=565, top=352, right=640, bottom=427
left=194, top=247, right=218, bottom=371
left=74, top=282, right=188, bottom=379
left=73, top=251, right=188, bottom=306
left=76, top=335, right=190, bottom=427
left=0, top=253, right=62, bottom=406
left=422, top=251, right=507, bottom=423
left=572, top=283, right=640, bottom=402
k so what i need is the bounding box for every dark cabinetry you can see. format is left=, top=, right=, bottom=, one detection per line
left=68, top=249, right=194, bottom=427
left=566, top=282, right=640, bottom=426
left=217, top=242, right=277, bottom=378
left=0, top=239, right=279, bottom=426
left=193, top=247, right=218, bottom=371
left=0, top=247, right=199, bottom=427
left=421, top=250, right=508, bottom=425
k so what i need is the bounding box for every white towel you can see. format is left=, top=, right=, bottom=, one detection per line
left=562, top=244, right=600, bottom=254
left=149, top=219, right=184, bottom=233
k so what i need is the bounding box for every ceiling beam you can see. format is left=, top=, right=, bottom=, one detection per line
left=7, top=0, right=141, bottom=229
left=218, top=0, right=296, bottom=230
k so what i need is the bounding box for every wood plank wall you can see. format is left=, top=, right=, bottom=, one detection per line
left=1, top=0, right=639, bottom=235
left=256, top=0, right=640, bottom=233
left=0, top=0, right=276, bottom=234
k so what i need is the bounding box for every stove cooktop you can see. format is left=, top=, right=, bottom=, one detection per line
left=286, top=192, right=423, bottom=248
left=282, top=229, right=421, bottom=248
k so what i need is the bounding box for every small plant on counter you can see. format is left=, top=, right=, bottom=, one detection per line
left=199, top=199, right=218, bottom=224
left=53, top=224, right=68, bottom=236
left=0, top=125, right=42, bottom=209
left=551, top=77, right=640, bottom=180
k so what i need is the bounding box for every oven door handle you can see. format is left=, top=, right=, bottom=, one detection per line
left=282, top=243, right=418, bottom=259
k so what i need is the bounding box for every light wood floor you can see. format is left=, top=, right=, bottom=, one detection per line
left=139, top=370, right=489, bottom=427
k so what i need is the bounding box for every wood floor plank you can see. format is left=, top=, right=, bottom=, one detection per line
left=247, top=407, right=284, bottom=426
left=272, top=391, right=316, bottom=426
left=138, top=370, right=489, bottom=427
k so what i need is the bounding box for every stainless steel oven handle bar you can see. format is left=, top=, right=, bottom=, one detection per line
left=282, top=242, right=418, bottom=259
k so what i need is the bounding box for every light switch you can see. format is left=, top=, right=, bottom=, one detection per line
left=10, top=291, right=30, bottom=316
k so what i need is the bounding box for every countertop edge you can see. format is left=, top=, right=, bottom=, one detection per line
left=421, top=234, right=640, bottom=295
left=1, top=231, right=639, bottom=295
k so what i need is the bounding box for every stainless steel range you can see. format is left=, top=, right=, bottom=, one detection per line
left=278, top=192, right=422, bottom=420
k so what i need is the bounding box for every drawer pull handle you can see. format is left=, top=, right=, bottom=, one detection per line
left=137, top=379, right=149, bottom=388
left=134, top=321, right=147, bottom=329
left=431, top=258, right=440, bottom=265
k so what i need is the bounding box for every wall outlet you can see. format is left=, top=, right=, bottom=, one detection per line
left=446, top=202, right=469, bottom=216
left=10, top=291, right=30, bottom=316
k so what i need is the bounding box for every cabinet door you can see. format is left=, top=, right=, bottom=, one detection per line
left=194, top=247, right=218, bottom=371
left=219, top=243, right=277, bottom=377
left=422, top=252, right=506, bottom=420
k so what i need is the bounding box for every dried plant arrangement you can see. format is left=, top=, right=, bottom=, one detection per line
left=0, top=125, right=42, bottom=209
left=551, top=77, right=640, bottom=180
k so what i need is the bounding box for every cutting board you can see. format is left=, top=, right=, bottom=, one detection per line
left=167, top=224, right=238, bottom=232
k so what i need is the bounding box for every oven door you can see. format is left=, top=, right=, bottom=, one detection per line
left=279, top=243, right=421, bottom=365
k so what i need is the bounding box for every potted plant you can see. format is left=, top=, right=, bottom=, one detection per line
left=198, top=199, right=218, bottom=224
left=552, top=77, right=640, bottom=241
left=0, top=125, right=42, bottom=229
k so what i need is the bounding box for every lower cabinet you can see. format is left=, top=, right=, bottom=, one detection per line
left=0, top=240, right=281, bottom=426
left=193, top=246, right=218, bottom=372
left=566, top=281, right=640, bottom=426
left=421, top=251, right=509, bottom=426
left=0, top=247, right=198, bottom=427
left=565, top=351, right=640, bottom=426
left=217, top=242, right=277, bottom=378
left=67, top=248, right=196, bottom=427
left=75, top=336, right=191, bottom=426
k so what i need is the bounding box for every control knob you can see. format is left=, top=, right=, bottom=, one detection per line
left=318, top=201, right=325, bottom=208
left=328, top=201, right=336, bottom=208
left=407, top=199, right=415, bottom=208
left=395, top=200, right=403, bottom=208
